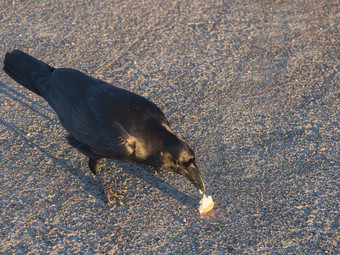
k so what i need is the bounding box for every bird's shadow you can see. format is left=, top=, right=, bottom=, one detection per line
left=112, top=160, right=199, bottom=207
left=0, top=116, right=104, bottom=200
left=1, top=81, right=198, bottom=208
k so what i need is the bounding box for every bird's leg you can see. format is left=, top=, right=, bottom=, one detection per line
left=89, top=158, right=100, bottom=175
left=88, top=158, right=125, bottom=204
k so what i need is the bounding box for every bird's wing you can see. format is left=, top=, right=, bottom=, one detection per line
left=46, top=68, right=134, bottom=158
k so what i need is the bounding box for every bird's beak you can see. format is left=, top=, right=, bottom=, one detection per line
left=181, top=163, right=206, bottom=194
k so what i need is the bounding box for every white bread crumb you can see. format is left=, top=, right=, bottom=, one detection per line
left=199, top=194, right=214, bottom=214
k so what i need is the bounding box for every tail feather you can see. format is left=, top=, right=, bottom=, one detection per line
left=3, top=50, right=54, bottom=97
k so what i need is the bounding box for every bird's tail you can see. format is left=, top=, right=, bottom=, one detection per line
left=3, top=50, right=55, bottom=97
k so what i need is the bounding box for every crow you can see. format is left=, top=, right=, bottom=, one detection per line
left=3, top=50, right=206, bottom=201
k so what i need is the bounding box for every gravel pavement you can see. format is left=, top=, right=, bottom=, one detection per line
left=0, top=0, right=339, bottom=254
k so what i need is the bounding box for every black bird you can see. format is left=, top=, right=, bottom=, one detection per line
left=3, top=50, right=206, bottom=200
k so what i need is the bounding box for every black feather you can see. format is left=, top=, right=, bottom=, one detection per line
left=3, top=50, right=206, bottom=194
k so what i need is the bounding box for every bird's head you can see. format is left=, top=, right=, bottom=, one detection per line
left=158, top=131, right=206, bottom=194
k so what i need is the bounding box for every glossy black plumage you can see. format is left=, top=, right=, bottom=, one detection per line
left=3, top=50, right=206, bottom=195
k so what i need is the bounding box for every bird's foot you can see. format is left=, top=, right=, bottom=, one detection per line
left=96, top=174, right=126, bottom=205
left=150, top=167, right=162, bottom=176
left=104, top=183, right=126, bottom=205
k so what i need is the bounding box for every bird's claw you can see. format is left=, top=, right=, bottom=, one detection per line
left=104, top=184, right=126, bottom=205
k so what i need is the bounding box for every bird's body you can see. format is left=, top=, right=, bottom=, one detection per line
left=47, top=68, right=169, bottom=165
left=3, top=50, right=205, bottom=197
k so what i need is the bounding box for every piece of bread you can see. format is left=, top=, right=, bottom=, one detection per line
left=199, top=194, right=214, bottom=214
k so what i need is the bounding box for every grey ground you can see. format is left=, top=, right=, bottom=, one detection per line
left=0, top=0, right=339, bottom=254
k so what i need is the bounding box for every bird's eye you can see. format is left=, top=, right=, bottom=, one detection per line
left=183, top=162, right=190, bottom=167
left=182, top=157, right=195, bottom=167
left=171, top=157, right=180, bottom=165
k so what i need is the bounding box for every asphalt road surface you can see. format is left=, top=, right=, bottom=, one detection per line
left=0, top=0, right=338, bottom=254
